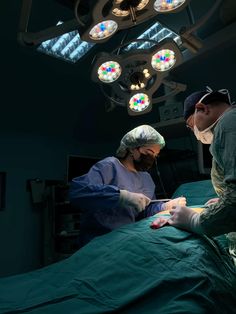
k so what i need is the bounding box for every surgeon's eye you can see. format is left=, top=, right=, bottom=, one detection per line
left=195, top=107, right=204, bottom=113
left=146, top=149, right=159, bottom=158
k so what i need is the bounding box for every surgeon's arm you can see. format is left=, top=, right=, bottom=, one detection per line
left=169, top=130, right=236, bottom=236
left=70, top=160, right=151, bottom=213
left=199, top=128, right=236, bottom=236
left=69, top=160, right=121, bottom=210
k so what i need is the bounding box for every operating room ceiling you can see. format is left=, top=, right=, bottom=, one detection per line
left=1, top=0, right=236, bottom=145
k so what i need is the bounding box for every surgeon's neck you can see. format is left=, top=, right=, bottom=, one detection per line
left=120, top=155, right=137, bottom=172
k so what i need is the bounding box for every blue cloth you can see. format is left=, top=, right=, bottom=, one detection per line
left=69, top=157, right=163, bottom=247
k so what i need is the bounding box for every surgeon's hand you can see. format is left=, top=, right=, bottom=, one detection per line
left=119, top=190, right=151, bottom=212
left=204, top=197, right=219, bottom=206
left=162, top=197, right=186, bottom=211
left=168, top=205, right=202, bottom=234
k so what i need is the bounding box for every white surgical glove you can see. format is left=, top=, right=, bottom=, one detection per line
left=168, top=205, right=202, bottom=234
left=204, top=197, right=219, bottom=206
left=119, top=190, right=151, bottom=213
left=162, top=197, right=186, bottom=211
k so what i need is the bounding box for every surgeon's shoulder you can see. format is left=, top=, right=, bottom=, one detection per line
left=94, top=156, right=117, bottom=169
left=219, top=107, right=236, bottom=132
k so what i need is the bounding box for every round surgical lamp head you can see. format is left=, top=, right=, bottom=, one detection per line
left=151, top=49, right=176, bottom=72
left=128, top=92, right=151, bottom=115
left=91, top=53, right=122, bottom=84
left=154, top=0, right=188, bottom=13
left=89, top=20, right=118, bottom=41
left=97, top=61, right=122, bottom=83
left=149, top=38, right=183, bottom=73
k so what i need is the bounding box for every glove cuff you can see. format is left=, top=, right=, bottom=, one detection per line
left=190, top=213, right=203, bottom=234
left=161, top=203, right=166, bottom=211
left=119, top=189, right=129, bottom=207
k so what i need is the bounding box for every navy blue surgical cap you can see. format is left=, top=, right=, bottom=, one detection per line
left=183, top=88, right=232, bottom=121
left=183, top=91, right=206, bottom=121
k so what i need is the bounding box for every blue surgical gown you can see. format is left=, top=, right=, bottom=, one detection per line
left=69, top=157, right=163, bottom=247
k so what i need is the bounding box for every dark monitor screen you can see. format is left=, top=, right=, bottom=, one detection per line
left=198, top=142, right=212, bottom=174
left=67, top=155, right=100, bottom=182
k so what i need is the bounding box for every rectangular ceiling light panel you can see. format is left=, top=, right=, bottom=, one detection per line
left=125, top=22, right=181, bottom=51
left=37, top=22, right=95, bottom=63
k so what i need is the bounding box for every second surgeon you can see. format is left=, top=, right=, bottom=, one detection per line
left=70, top=125, right=186, bottom=248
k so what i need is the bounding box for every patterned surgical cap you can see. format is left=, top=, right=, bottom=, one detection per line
left=116, top=125, right=165, bottom=158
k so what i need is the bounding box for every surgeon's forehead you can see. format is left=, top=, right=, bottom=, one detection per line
left=142, top=143, right=161, bottom=152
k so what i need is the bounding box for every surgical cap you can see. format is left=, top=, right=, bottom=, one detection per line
left=116, top=125, right=165, bottom=158
left=183, top=87, right=232, bottom=121
left=183, top=91, right=206, bottom=121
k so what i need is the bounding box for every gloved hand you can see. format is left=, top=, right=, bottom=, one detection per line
left=168, top=205, right=202, bottom=234
left=204, top=197, right=219, bottom=206
left=162, top=197, right=186, bottom=211
left=119, top=190, right=151, bottom=212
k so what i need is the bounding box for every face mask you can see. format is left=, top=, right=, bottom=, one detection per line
left=133, top=153, right=156, bottom=171
left=193, top=119, right=219, bottom=144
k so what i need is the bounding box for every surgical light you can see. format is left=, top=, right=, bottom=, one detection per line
left=98, top=61, right=122, bottom=83
left=143, top=68, right=151, bottom=78
left=154, top=0, right=187, bottom=13
left=113, top=0, right=142, bottom=17
left=19, top=0, right=221, bottom=55
left=112, top=8, right=130, bottom=17
left=113, top=0, right=150, bottom=17
left=17, top=0, right=223, bottom=116
left=56, top=0, right=190, bottom=44
left=129, top=70, right=147, bottom=90
left=151, top=49, right=176, bottom=71
left=129, top=93, right=150, bottom=113
left=91, top=38, right=184, bottom=115
left=89, top=21, right=118, bottom=41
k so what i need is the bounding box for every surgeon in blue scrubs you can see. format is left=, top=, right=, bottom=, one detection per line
left=70, top=125, right=186, bottom=247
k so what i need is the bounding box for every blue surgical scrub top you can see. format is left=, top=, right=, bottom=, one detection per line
left=69, top=157, right=163, bottom=247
